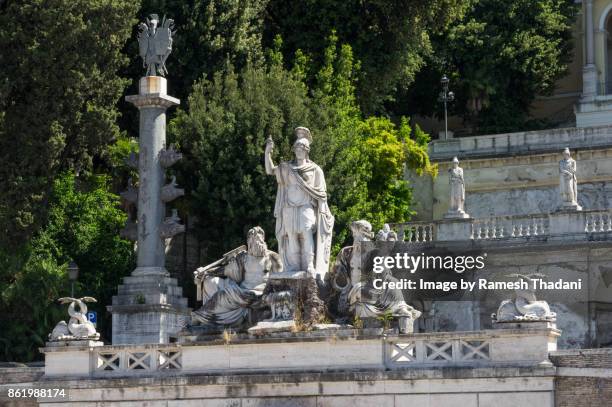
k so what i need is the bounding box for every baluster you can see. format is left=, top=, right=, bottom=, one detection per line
left=532, top=219, right=538, bottom=236
left=398, top=224, right=405, bottom=241
left=491, top=219, right=497, bottom=239
left=608, top=214, right=612, bottom=231
left=417, top=226, right=423, bottom=242
left=598, top=214, right=603, bottom=232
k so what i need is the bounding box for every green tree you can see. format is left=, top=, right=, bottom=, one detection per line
left=0, top=0, right=139, bottom=248
left=0, top=173, right=134, bottom=362
left=170, top=37, right=435, bottom=260
left=404, top=0, right=577, bottom=134
left=263, top=0, right=471, bottom=113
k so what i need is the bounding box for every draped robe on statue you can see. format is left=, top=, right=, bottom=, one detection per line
left=193, top=252, right=267, bottom=327
left=273, top=161, right=334, bottom=278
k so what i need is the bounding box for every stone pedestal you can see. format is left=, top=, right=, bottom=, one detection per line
left=444, top=209, right=470, bottom=219
left=437, top=218, right=473, bottom=241
left=108, top=274, right=190, bottom=344
left=110, top=76, right=190, bottom=345
left=248, top=271, right=324, bottom=335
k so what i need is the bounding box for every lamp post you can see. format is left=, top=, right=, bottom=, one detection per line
left=67, top=261, right=79, bottom=298
left=439, top=75, right=455, bottom=140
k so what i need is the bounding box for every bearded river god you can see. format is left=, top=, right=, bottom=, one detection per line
left=264, top=127, right=334, bottom=280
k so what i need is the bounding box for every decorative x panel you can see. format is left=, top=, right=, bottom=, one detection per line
left=388, top=342, right=416, bottom=364
left=128, top=352, right=152, bottom=370
left=97, top=353, right=120, bottom=371
left=158, top=350, right=181, bottom=370
left=425, top=341, right=453, bottom=361
left=460, top=340, right=490, bottom=360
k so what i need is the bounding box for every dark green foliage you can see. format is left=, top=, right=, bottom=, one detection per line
left=170, top=37, right=435, bottom=258
left=0, top=174, right=134, bottom=362
left=264, top=0, right=470, bottom=113
left=403, top=0, right=578, bottom=134
left=0, top=0, right=139, bottom=247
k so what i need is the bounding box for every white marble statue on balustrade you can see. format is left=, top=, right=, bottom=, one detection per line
left=264, top=127, right=334, bottom=279
left=492, top=273, right=556, bottom=324
left=327, top=220, right=421, bottom=332
left=192, top=226, right=283, bottom=327
left=376, top=223, right=397, bottom=241
left=559, top=148, right=582, bottom=211
left=445, top=157, right=470, bottom=219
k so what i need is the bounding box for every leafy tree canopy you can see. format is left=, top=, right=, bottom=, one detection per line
left=263, top=0, right=471, bottom=114
left=402, top=0, right=578, bottom=134
left=0, top=0, right=138, bottom=247
left=0, top=173, right=133, bottom=362
left=170, top=35, right=435, bottom=258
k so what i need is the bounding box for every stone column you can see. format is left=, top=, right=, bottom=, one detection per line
left=583, top=0, right=598, bottom=100
left=109, top=76, right=190, bottom=345
left=128, top=77, right=178, bottom=275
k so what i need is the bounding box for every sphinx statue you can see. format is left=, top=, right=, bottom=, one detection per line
left=193, top=226, right=283, bottom=328
left=492, top=273, right=556, bottom=323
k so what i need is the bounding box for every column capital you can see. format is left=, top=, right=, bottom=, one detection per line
left=125, top=93, right=180, bottom=109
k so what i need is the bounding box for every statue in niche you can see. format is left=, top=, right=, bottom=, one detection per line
left=327, top=220, right=421, bottom=332
left=193, top=227, right=282, bottom=327
left=559, top=148, right=581, bottom=210
left=49, top=297, right=99, bottom=341
left=264, top=127, right=334, bottom=279
left=446, top=156, right=469, bottom=218
left=492, top=273, right=556, bottom=323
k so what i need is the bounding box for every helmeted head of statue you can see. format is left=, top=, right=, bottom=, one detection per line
left=452, top=156, right=459, bottom=168
left=292, top=126, right=312, bottom=160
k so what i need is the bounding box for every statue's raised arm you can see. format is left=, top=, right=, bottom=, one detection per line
left=264, top=136, right=276, bottom=175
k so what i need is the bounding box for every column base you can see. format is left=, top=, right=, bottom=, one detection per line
left=109, top=274, right=190, bottom=345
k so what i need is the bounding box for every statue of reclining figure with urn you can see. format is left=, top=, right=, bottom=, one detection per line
left=192, top=226, right=283, bottom=329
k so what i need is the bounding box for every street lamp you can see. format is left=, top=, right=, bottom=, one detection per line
left=439, top=75, right=455, bottom=140
left=67, top=261, right=79, bottom=298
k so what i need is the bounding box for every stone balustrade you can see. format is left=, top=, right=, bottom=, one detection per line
left=392, top=222, right=436, bottom=242
left=40, top=326, right=559, bottom=378
left=471, top=214, right=549, bottom=240
left=392, top=209, right=612, bottom=243
left=584, top=210, right=612, bottom=233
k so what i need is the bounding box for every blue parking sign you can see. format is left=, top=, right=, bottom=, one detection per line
left=87, top=311, right=97, bottom=327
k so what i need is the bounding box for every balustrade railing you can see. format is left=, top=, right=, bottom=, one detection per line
left=385, top=336, right=491, bottom=367
left=471, top=215, right=549, bottom=240
left=585, top=210, right=612, bottom=233
left=392, top=222, right=435, bottom=243
left=94, top=346, right=181, bottom=375
left=390, top=211, right=612, bottom=243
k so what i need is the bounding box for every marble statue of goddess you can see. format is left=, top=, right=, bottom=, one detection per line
left=446, top=156, right=468, bottom=218
left=559, top=148, right=581, bottom=210
left=264, top=127, right=334, bottom=279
